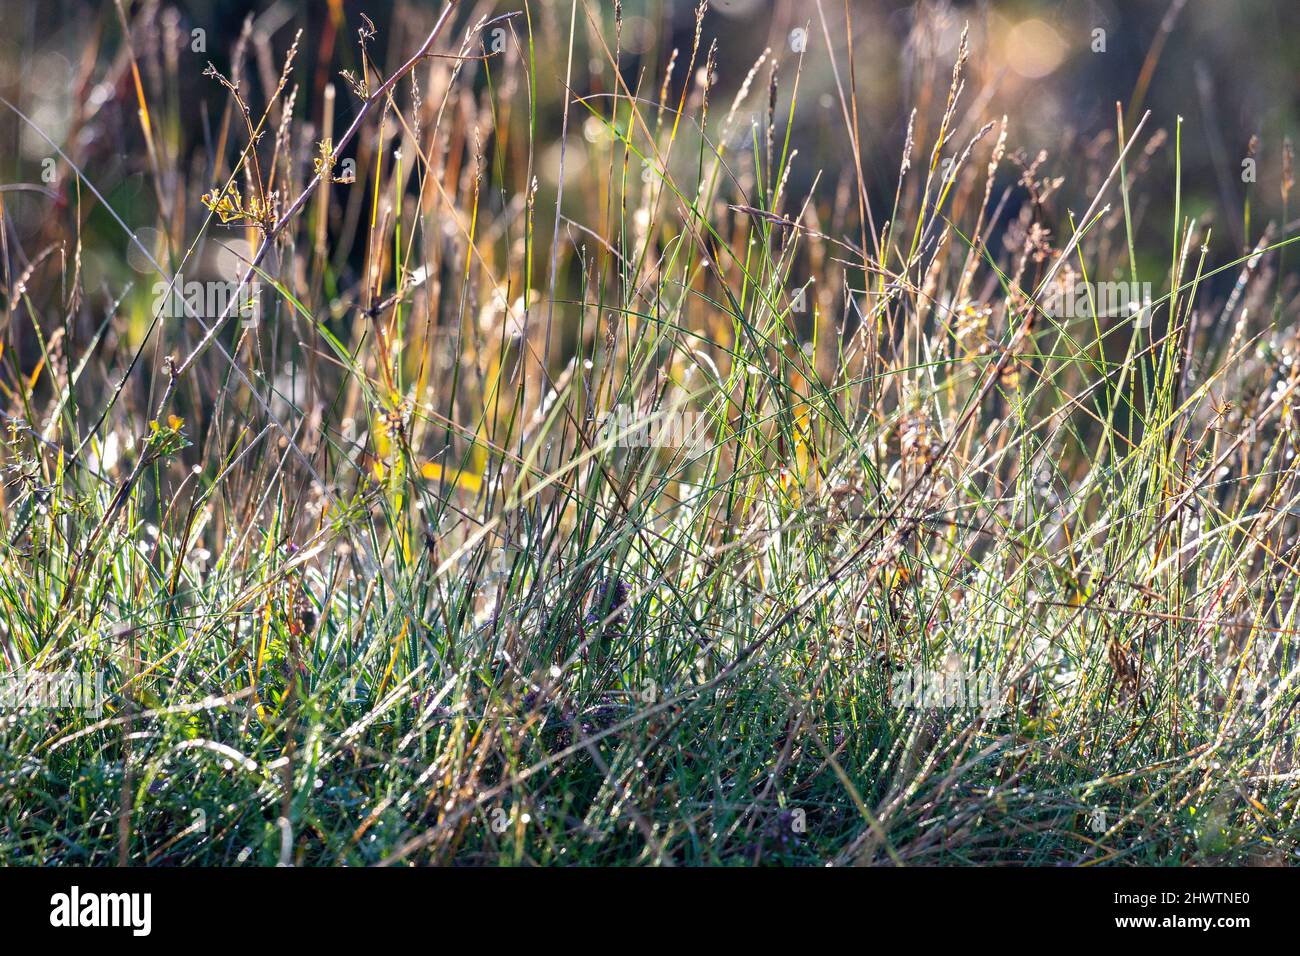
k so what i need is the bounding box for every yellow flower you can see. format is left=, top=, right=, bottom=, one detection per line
left=419, top=461, right=482, bottom=493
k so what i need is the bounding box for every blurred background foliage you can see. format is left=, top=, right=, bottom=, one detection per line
left=3, top=0, right=1298, bottom=310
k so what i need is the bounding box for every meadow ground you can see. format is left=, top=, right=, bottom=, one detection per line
left=3, top=0, right=1300, bottom=865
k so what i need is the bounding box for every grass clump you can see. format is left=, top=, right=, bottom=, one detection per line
left=2, top=0, right=1300, bottom=866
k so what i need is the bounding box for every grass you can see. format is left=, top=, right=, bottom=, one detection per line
left=3, top=0, right=1300, bottom=865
